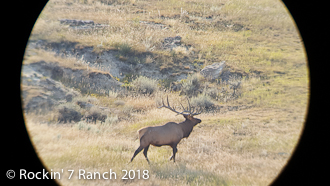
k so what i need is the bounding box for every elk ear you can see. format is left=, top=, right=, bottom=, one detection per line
left=183, top=115, right=188, bottom=119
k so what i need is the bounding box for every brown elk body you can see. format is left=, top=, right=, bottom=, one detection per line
left=130, top=97, right=202, bottom=163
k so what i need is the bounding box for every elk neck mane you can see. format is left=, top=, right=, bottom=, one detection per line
left=178, top=119, right=195, bottom=138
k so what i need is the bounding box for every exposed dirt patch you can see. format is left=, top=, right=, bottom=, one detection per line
left=27, top=40, right=193, bottom=81
left=25, top=60, right=122, bottom=94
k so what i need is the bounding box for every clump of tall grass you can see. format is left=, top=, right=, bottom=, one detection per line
left=121, top=105, right=134, bottom=117
left=108, top=90, right=118, bottom=98
left=173, top=46, right=189, bottom=55
left=113, top=42, right=132, bottom=56
left=104, top=115, right=119, bottom=125
left=76, top=121, right=92, bottom=131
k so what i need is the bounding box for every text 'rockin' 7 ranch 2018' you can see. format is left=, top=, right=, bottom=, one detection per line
left=14, top=169, right=149, bottom=180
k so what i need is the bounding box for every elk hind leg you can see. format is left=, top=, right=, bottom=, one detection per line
left=143, top=145, right=150, bottom=164
left=130, top=146, right=143, bottom=162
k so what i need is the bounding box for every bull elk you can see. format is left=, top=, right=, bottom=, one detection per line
left=130, top=96, right=202, bottom=163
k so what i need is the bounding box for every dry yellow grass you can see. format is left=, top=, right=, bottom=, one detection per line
left=31, top=0, right=302, bottom=73
left=25, top=100, right=305, bottom=186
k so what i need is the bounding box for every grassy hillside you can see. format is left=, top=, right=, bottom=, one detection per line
left=23, top=0, right=308, bottom=185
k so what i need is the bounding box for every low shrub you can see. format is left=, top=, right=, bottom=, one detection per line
left=190, top=94, right=214, bottom=109
left=204, top=87, right=219, bottom=100
left=57, top=106, right=82, bottom=123
left=181, top=74, right=203, bottom=96
left=84, top=107, right=107, bottom=124
left=114, top=100, right=125, bottom=106
left=114, top=42, right=132, bottom=56
left=130, top=76, right=158, bottom=95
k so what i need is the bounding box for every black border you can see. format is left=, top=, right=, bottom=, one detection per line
left=3, top=1, right=57, bottom=185
left=3, top=0, right=327, bottom=185
left=271, top=1, right=328, bottom=185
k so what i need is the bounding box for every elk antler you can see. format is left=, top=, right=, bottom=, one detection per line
left=158, top=96, right=202, bottom=116
left=158, top=96, right=187, bottom=116
left=183, top=97, right=202, bottom=116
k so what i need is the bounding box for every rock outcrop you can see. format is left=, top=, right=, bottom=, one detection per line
left=21, top=65, right=81, bottom=113
left=59, top=19, right=95, bottom=26
left=25, top=61, right=123, bottom=94
left=200, top=61, right=226, bottom=80
left=59, top=19, right=109, bottom=31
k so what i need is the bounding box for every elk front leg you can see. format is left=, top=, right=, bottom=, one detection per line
left=170, top=145, right=178, bottom=162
